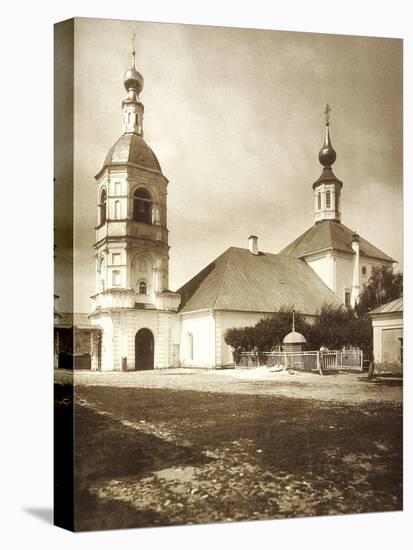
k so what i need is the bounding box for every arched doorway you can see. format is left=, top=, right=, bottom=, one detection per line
left=135, top=328, right=154, bottom=370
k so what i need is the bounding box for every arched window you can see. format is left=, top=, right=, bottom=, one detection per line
left=138, top=280, right=147, bottom=295
left=99, top=189, right=107, bottom=225
left=317, top=192, right=321, bottom=210
left=326, top=190, right=331, bottom=208
left=133, top=188, right=152, bottom=224
left=114, top=200, right=121, bottom=220
left=112, top=270, right=121, bottom=287
left=362, top=266, right=367, bottom=276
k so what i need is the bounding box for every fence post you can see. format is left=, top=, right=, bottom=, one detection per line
left=317, top=351, right=323, bottom=376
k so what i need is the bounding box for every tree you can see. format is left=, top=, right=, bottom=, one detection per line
left=224, top=304, right=373, bottom=363
left=253, top=308, right=309, bottom=351
left=224, top=307, right=310, bottom=353
left=355, top=266, right=403, bottom=316
left=307, top=304, right=373, bottom=359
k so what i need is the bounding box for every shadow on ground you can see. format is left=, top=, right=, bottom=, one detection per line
left=24, top=508, right=53, bottom=524
left=73, top=398, right=209, bottom=530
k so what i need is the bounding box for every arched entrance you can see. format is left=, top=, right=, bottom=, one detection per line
left=135, top=328, right=154, bottom=370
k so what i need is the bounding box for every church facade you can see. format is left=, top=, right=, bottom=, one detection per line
left=89, top=53, right=181, bottom=371
left=87, top=57, right=396, bottom=371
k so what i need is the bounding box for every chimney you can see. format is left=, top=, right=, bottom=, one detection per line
left=351, top=232, right=360, bottom=307
left=248, top=235, right=259, bottom=255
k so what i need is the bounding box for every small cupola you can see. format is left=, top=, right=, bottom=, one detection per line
left=313, top=104, right=343, bottom=225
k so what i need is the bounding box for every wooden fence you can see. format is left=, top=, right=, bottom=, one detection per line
left=237, top=349, right=363, bottom=374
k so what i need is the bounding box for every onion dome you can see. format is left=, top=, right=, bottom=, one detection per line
left=313, top=105, right=342, bottom=190
left=318, top=124, right=336, bottom=167
left=283, top=331, right=307, bottom=345
left=123, top=66, right=144, bottom=95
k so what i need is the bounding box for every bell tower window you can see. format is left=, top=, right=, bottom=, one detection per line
left=326, top=190, right=331, bottom=208
left=317, top=193, right=321, bottom=210
left=138, top=280, right=148, bottom=295
left=133, top=188, right=152, bottom=224
left=99, top=189, right=107, bottom=225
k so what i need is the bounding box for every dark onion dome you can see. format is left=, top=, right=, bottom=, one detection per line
left=318, top=124, right=336, bottom=167
left=103, top=133, right=161, bottom=173
left=123, top=66, right=144, bottom=94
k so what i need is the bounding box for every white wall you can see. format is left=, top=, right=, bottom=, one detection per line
left=306, top=254, right=335, bottom=291
left=306, top=250, right=393, bottom=305
left=179, top=311, right=216, bottom=367
left=91, top=309, right=180, bottom=370
left=372, top=314, right=403, bottom=364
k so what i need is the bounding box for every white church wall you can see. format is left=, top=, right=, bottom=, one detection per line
left=90, top=309, right=180, bottom=370
left=179, top=311, right=216, bottom=367
left=305, top=253, right=335, bottom=291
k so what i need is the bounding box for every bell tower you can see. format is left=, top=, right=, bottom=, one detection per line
left=313, top=104, right=343, bottom=224
left=90, top=42, right=180, bottom=371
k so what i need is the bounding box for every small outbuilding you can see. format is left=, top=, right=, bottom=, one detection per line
left=368, top=298, right=403, bottom=375
left=283, top=331, right=307, bottom=352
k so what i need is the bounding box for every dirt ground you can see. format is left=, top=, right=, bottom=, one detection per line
left=54, top=368, right=402, bottom=531
left=55, top=367, right=402, bottom=404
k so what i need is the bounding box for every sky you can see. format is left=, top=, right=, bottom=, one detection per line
left=54, top=18, right=403, bottom=313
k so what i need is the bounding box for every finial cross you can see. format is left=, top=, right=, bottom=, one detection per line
left=324, top=103, right=331, bottom=125
left=131, top=32, right=137, bottom=67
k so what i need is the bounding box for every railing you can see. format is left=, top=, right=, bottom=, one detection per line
left=237, top=349, right=363, bottom=374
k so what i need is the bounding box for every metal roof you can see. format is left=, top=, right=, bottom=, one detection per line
left=368, top=297, right=403, bottom=316
left=102, top=133, right=162, bottom=173
left=280, top=220, right=395, bottom=262
left=283, top=331, right=307, bottom=344
left=178, top=247, right=342, bottom=315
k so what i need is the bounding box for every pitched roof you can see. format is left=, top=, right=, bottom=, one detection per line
left=368, top=297, right=403, bottom=316
left=279, top=220, right=395, bottom=262
left=178, top=247, right=342, bottom=315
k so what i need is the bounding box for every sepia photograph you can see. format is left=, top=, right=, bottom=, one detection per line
left=53, top=17, right=403, bottom=532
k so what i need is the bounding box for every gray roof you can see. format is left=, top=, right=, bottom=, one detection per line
left=283, top=331, right=307, bottom=344
left=178, top=247, right=342, bottom=315
left=102, top=133, right=162, bottom=173
left=280, top=220, right=395, bottom=262
left=368, top=297, right=403, bottom=316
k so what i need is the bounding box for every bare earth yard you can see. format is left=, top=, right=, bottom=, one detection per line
left=54, top=368, right=402, bottom=531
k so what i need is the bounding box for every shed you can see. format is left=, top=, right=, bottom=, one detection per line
left=368, top=298, right=403, bottom=375
left=283, top=331, right=307, bottom=352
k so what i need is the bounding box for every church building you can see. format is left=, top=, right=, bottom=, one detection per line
left=85, top=55, right=396, bottom=371
left=89, top=51, right=181, bottom=372
left=280, top=106, right=395, bottom=307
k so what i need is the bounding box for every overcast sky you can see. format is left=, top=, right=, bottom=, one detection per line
left=54, top=18, right=403, bottom=312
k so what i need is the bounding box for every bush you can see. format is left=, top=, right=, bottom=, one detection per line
left=224, top=304, right=373, bottom=360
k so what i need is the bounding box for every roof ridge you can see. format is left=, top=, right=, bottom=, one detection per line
left=211, top=247, right=233, bottom=310
left=280, top=224, right=316, bottom=253
left=338, top=222, right=395, bottom=261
